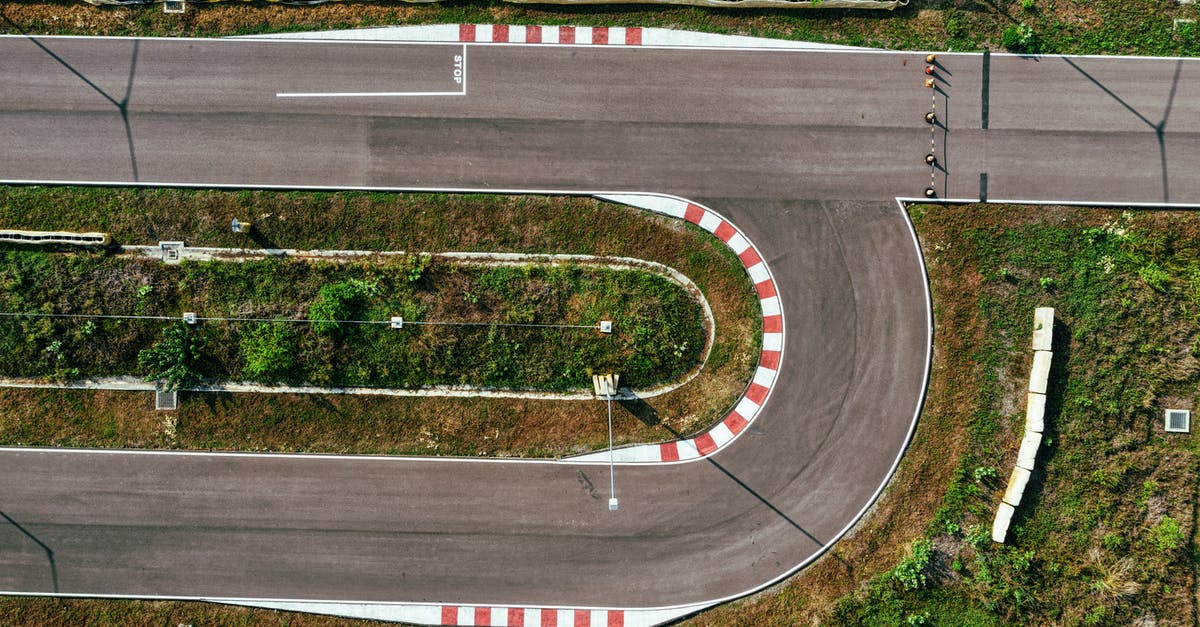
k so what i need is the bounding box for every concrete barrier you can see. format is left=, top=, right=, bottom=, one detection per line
left=993, top=307, right=1054, bottom=543
left=0, top=229, right=111, bottom=247
left=1032, top=307, right=1054, bottom=351
left=1025, top=392, right=1046, bottom=433
left=992, top=502, right=1016, bottom=543
left=1029, top=350, right=1052, bottom=394
left=1002, top=465, right=1031, bottom=507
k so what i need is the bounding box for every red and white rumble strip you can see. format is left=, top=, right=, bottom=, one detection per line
left=570, top=193, right=783, bottom=464
left=238, top=24, right=863, bottom=51
left=230, top=598, right=714, bottom=627
left=458, top=24, right=642, bottom=46
left=220, top=194, right=781, bottom=626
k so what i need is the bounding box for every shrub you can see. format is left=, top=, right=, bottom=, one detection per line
left=138, top=322, right=204, bottom=390
left=240, top=323, right=295, bottom=380
left=1002, top=24, right=1038, bottom=53
left=893, top=539, right=934, bottom=590
left=1151, top=516, right=1185, bottom=552
left=309, top=278, right=378, bottom=335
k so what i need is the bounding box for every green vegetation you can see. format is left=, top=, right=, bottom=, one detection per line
left=695, top=206, right=1200, bottom=626
left=0, top=249, right=706, bottom=391
left=817, top=207, right=1200, bottom=624
left=0, top=187, right=759, bottom=460
left=3, top=0, right=1198, bottom=57
left=138, top=322, right=205, bottom=390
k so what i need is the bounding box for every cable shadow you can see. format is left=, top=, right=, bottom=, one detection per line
left=1, top=13, right=141, bottom=183
left=1061, top=57, right=1181, bottom=204
left=1, top=510, right=59, bottom=593
left=618, top=392, right=826, bottom=549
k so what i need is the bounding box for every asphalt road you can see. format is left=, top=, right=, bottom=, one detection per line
left=0, top=35, right=1197, bottom=613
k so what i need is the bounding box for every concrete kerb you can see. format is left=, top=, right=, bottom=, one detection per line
left=568, top=193, right=785, bottom=464
left=232, top=24, right=877, bottom=52
left=0, top=248, right=715, bottom=402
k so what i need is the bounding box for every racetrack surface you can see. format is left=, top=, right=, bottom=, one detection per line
left=0, top=35, right=1197, bottom=620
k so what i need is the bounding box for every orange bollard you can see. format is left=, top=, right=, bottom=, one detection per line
left=926, top=53, right=937, bottom=64
left=924, top=77, right=936, bottom=88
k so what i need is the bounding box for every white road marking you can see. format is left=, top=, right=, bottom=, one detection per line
left=278, top=44, right=467, bottom=98
left=276, top=91, right=464, bottom=97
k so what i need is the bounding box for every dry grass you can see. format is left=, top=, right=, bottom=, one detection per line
left=0, top=188, right=759, bottom=458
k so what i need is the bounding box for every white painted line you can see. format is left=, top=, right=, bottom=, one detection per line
left=276, top=91, right=465, bottom=98
left=461, top=43, right=468, bottom=94
left=279, top=44, right=466, bottom=99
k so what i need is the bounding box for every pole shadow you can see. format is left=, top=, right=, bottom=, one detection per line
left=1061, top=57, right=1181, bottom=204
left=1, top=510, right=59, bottom=593
left=2, top=13, right=141, bottom=183
left=617, top=391, right=826, bottom=549
left=247, top=225, right=282, bottom=252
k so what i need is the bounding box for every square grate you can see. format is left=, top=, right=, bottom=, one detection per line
left=1165, top=409, right=1190, bottom=433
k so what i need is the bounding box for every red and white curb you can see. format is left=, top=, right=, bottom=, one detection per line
left=236, top=24, right=868, bottom=51
left=221, top=598, right=712, bottom=627
left=459, top=24, right=642, bottom=46
left=570, top=193, right=782, bottom=464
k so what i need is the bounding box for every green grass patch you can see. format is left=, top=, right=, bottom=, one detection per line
left=0, top=248, right=706, bottom=390
left=822, top=205, right=1200, bottom=624
left=0, top=186, right=759, bottom=459
left=3, top=0, right=1198, bottom=57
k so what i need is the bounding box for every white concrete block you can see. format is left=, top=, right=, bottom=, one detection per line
left=1032, top=307, right=1054, bottom=351
left=1029, top=350, right=1052, bottom=394
left=1025, top=392, right=1046, bottom=433
left=1016, top=430, right=1042, bottom=470
left=1003, top=465, right=1031, bottom=507
left=992, top=502, right=1015, bottom=543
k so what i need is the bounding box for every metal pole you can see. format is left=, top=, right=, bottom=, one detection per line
left=608, top=396, right=618, bottom=511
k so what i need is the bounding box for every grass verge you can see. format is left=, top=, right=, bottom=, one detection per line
left=2, top=0, right=1198, bottom=56
left=0, top=186, right=759, bottom=457
left=0, top=249, right=706, bottom=391
left=697, top=204, right=1200, bottom=625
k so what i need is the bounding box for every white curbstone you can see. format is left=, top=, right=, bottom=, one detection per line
left=1016, top=430, right=1042, bottom=471
left=992, top=502, right=1016, bottom=543
left=1025, top=392, right=1046, bottom=433
left=1032, top=307, right=1054, bottom=351
left=1002, top=465, right=1031, bottom=507
left=1029, top=351, right=1052, bottom=394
